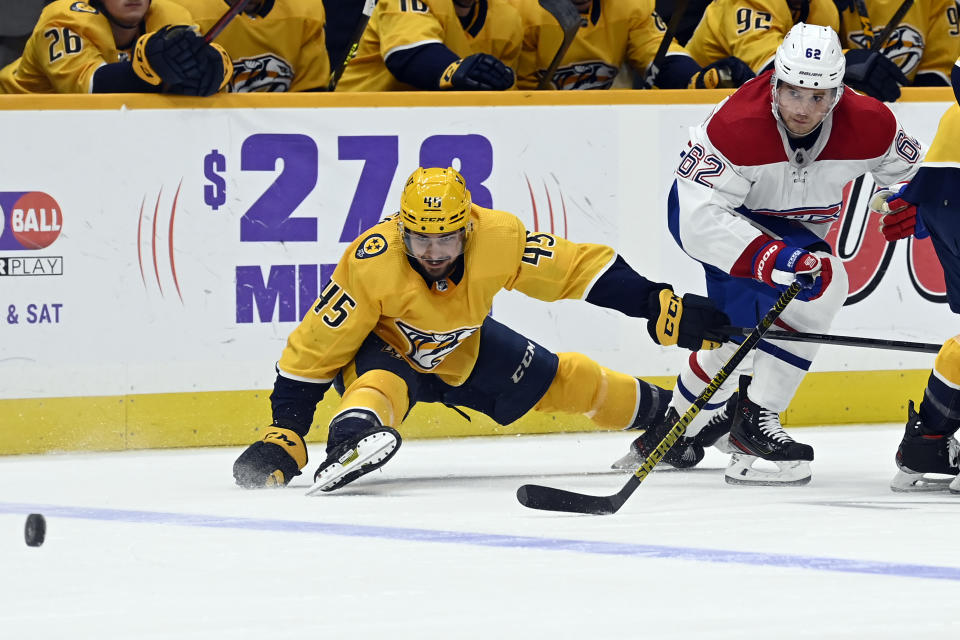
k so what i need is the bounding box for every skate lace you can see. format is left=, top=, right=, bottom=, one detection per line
left=948, top=437, right=960, bottom=468
left=758, top=410, right=793, bottom=444
left=706, top=405, right=728, bottom=427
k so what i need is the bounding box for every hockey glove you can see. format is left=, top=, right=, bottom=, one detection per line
left=752, top=240, right=828, bottom=301
left=688, top=57, right=755, bottom=89
left=844, top=49, right=907, bottom=103
left=439, top=53, right=515, bottom=90
left=167, top=43, right=233, bottom=96
left=871, top=187, right=928, bottom=241
left=646, top=288, right=730, bottom=351
left=133, top=25, right=232, bottom=94
left=233, top=426, right=308, bottom=488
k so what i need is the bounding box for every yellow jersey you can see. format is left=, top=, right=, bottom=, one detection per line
left=686, top=0, right=840, bottom=73
left=838, top=0, right=960, bottom=83
left=0, top=0, right=194, bottom=94
left=278, top=206, right=615, bottom=387
left=925, top=102, right=960, bottom=164
left=512, top=0, right=689, bottom=90
left=336, top=0, right=522, bottom=92
left=169, top=0, right=329, bottom=92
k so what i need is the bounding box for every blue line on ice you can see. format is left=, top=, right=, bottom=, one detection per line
left=3, top=501, right=957, bottom=582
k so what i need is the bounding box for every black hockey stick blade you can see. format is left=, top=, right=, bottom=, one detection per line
left=203, top=0, right=253, bottom=43
left=517, top=479, right=636, bottom=515
left=516, top=282, right=803, bottom=515
left=536, top=0, right=582, bottom=89
left=722, top=325, right=940, bottom=353
left=870, top=0, right=915, bottom=52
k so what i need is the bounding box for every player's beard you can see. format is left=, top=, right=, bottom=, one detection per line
left=417, top=255, right=457, bottom=281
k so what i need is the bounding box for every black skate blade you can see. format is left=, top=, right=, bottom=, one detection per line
left=516, top=484, right=618, bottom=515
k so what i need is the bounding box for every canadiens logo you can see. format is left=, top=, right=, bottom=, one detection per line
left=395, top=320, right=478, bottom=370
left=355, top=233, right=387, bottom=259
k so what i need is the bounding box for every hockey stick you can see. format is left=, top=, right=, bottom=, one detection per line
left=853, top=0, right=913, bottom=52
left=870, top=0, right=914, bottom=52
left=536, top=0, right=582, bottom=89
left=722, top=326, right=940, bottom=353
left=328, top=0, right=378, bottom=91
left=516, top=281, right=804, bottom=515
left=640, top=0, right=689, bottom=89
left=202, top=0, right=253, bottom=43
left=851, top=0, right=877, bottom=49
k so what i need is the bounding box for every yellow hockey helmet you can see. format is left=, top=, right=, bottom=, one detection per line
left=399, top=167, right=472, bottom=234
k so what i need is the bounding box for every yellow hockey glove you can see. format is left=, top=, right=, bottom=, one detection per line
left=647, top=288, right=729, bottom=351
left=688, top=57, right=755, bottom=89
left=233, top=427, right=308, bottom=488
left=133, top=25, right=232, bottom=95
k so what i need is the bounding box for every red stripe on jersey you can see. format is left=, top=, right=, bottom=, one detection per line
left=774, top=318, right=797, bottom=332
left=749, top=204, right=843, bottom=224
left=689, top=351, right=711, bottom=384
left=706, top=71, right=786, bottom=167
left=819, top=91, right=897, bottom=161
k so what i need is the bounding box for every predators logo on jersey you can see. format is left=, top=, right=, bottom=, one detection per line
left=229, top=54, right=294, bottom=92
left=549, top=60, right=619, bottom=90
left=70, top=2, right=98, bottom=14
left=838, top=0, right=960, bottom=83
left=848, top=27, right=925, bottom=78
left=396, top=320, right=479, bottom=371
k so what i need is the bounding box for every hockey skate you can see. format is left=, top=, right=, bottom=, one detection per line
left=725, top=376, right=813, bottom=486
left=306, top=426, right=402, bottom=495
left=610, top=395, right=737, bottom=471
left=890, top=401, right=960, bottom=493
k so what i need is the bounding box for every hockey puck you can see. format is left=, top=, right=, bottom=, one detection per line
left=24, top=513, right=46, bottom=547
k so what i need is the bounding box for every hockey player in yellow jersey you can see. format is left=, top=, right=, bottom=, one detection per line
left=686, top=0, right=839, bottom=76
left=168, top=0, right=329, bottom=92
left=0, top=0, right=232, bottom=95
left=872, top=57, right=960, bottom=492
left=336, top=0, right=520, bottom=91
left=512, top=0, right=755, bottom=90
left=836, top=0, right=960, bottom=101
left=233, top=167, right=732, bottom=492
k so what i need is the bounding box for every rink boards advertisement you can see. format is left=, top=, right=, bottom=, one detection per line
left=0, top=91, right=954, bottom=452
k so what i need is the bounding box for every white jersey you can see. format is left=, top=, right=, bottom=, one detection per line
left=669, top=70, right=923, bottom=278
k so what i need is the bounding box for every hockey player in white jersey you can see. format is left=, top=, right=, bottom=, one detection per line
left=612, top=23, right=923, bottom=485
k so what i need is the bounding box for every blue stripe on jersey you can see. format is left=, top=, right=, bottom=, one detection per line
left=737, top=207, right=831, bottom=253
left=675, top=376, right=729, bottom=410
left=667, top=179, right=683, bottom=249
left=756, top=339, right=812, bottom=371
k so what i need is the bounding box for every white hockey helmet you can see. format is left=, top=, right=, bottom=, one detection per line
left=774, top=23, right=845, bottom=90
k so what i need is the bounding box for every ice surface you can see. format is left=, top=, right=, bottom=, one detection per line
left=1, top=425, right=958, bottom=638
